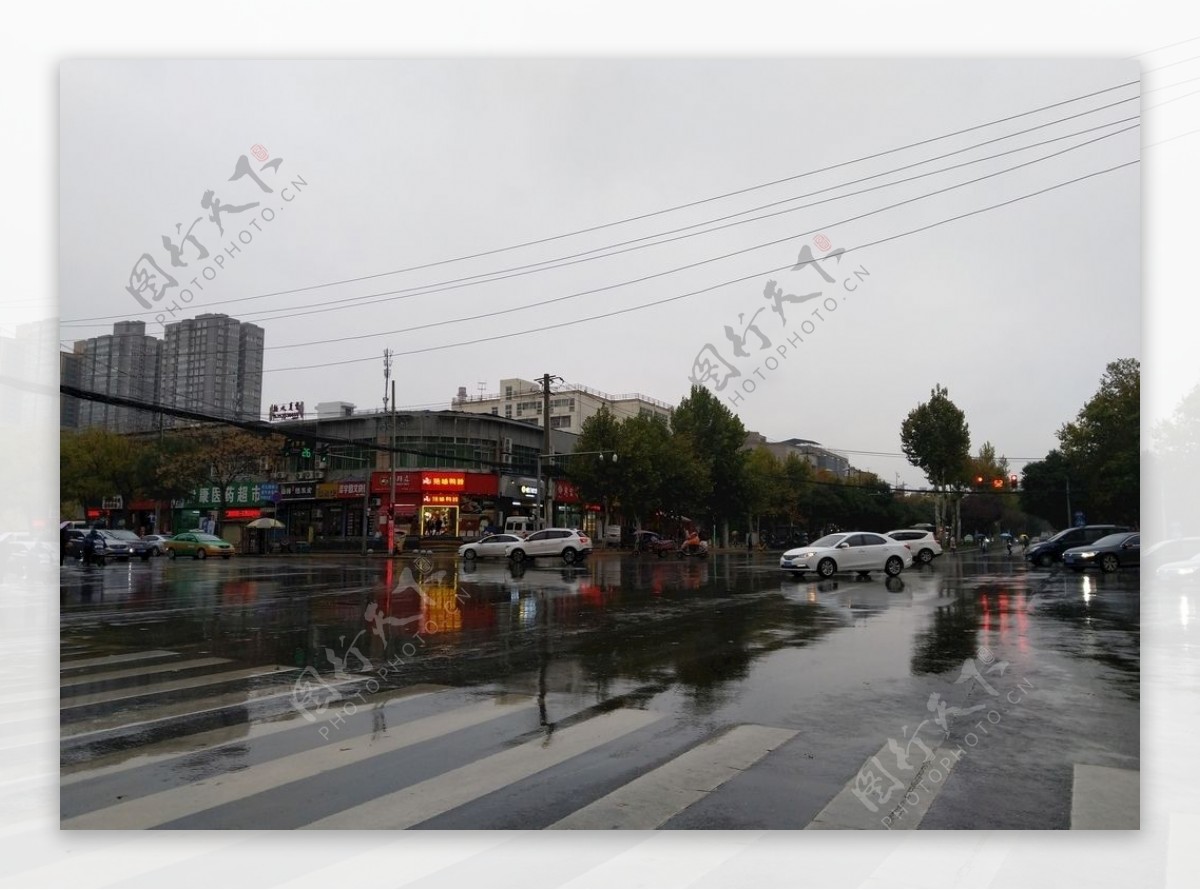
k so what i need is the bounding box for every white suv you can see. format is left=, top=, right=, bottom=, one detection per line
left=504, top=528, right=592, bottom=565
left=885, top=529, right=943, bottom=564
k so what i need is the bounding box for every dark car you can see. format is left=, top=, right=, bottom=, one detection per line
left=68, top=529, right=130, bottom=564
left=1062, top=532, right=1140, bottom=573
left=107, top=529, right=153, bottom=560
left=1025, top=524, right=1130, bottom=567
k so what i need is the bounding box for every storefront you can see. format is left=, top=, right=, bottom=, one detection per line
left=371, top=470, right=500, bottom=540
left=551, top=479, right=603, bottom=537
left=172, top=481, right=276, bottom=543
left=499, top=474, right=541, bottom=526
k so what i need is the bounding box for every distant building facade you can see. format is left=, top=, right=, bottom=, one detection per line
left=73, top=320, right=162, bottom=433
left=450, top=378, right=673, bottom=434
left=65, top=313, right=264, bottom=433
left=744, top=432, right=851, bottom=477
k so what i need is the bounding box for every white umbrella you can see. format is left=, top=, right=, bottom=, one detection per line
left=245, top=517, right=285, bottom=529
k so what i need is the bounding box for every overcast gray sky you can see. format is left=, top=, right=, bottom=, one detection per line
left=59, top=59, right=1140, bottom=487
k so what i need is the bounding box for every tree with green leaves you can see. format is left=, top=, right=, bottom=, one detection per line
left=1057, top=358, right=1139, bottom=526
left=163, top=426, right=281, bottom=536
left=900, top=384, right=971, bottom=541
left=568, top=406, right=624, bottom=530
left=1019, top=449, right=1073, bottom=527
left=60, top=428, right=152, bottom=525
left=671, top=385, right=746, bottom=545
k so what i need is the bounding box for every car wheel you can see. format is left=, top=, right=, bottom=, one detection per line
left=1100, top=553, right=1120, bottom=573
left=1038, top=553, right=1054, bottom=568
left=510, top=549, right=526, bottom=564
left=885, top=556, right=904, bottom=577
left=197, top=549, right=207, bottom=560
left=817, top=558, right=836, bottom=579
left=562, top=547, right=577, bottom=565
left=153, top=546, right=162, bottom=556
left=462, top=548, right=477, bottom=561
left=918, top=548, right=934, bottom=564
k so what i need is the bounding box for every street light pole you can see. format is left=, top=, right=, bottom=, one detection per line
left=537, top=450, right=618, bottom=531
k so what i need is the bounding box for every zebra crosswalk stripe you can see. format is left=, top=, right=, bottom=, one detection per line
left=304, top=708, right=665, bottom=829
left=62, top=698, right=538, bottom=829
left=550, top=724, right=797, bottom=829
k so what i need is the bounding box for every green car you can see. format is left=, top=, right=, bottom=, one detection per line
left=165, top=532, right=235, bottom=560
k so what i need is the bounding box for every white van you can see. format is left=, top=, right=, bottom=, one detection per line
left=503, top=516, right=543, bottom=538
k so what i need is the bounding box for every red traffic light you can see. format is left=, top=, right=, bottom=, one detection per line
left=1009, top=474, right=1019, bottom=488
left=991, top=477, right=1004, bottom=490
left=974, top=475, right=985, bottom=487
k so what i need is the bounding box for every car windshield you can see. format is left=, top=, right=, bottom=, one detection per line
left=109, top=531, right=139, bottom=540
left=810, top=534, right=846, bottom=549
left=1089, top=533, right=1132, bottom=548
left=194, top=534, right=225, bottom=543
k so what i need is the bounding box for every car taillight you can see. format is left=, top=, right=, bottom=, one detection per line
left=579, top=536, right=589, bottom=544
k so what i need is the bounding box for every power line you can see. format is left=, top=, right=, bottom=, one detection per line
left=261, top=158, right=1138, bottom=373
left=262, top=119, right=1138, bottom=351
left=236, top=102, right=1139, bottom=332
left=60, top=79, right=1138, bottom=328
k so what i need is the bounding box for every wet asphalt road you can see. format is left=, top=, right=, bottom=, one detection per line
left=57, top=549, right=1141, bottom=830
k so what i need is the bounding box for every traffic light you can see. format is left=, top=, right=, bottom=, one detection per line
left=974, top=474, right=985, bottom=488
left=991, top=477, right=1004, bottom=490
left=1009, top=473, right=1019, bottom=489
left=300, top=443, right=313, bottom=460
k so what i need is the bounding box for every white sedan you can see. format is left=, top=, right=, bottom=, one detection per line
left=458, top=534, right=524, bottom=560
left=780, top=532, right=913, bottom=579
left=885, top=529, right=943, bottom=564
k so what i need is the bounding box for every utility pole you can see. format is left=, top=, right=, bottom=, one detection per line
left=539, top=372, right=562, bottom=528
left=389, top=378, right=397, bottom=555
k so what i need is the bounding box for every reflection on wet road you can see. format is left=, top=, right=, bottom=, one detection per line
left=59, top=551, right=1142, bottom=829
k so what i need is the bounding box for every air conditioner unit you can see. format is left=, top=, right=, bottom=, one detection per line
left=502, top=453, right=513, bottom=465
left=502, top=437, right=513, bottom=453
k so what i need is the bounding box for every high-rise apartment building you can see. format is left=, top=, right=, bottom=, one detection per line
left=74, top=320, right=161, bottom=433
left=65, top=313, right=264, bottom=432
left=160, top=313, right=264, bottom=423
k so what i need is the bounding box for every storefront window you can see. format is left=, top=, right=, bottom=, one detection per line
left=420, top=507, right=458, bottom=536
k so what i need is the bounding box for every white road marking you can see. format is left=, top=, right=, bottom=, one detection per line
left=806, top=740, right=962, bottom=830
left=1070, top=764, right=1139, bottom=829
left=303, top=708, right=664, bottom=829
left=551, top=724, right=797, bottom=829
left=63, top=698, right=538, bottom=829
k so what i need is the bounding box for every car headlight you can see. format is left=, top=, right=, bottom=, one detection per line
left=1075, top=551, right=1096, bottom=559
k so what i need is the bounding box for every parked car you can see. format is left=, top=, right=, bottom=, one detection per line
left=68, top=529, right=130, bottom=564
left=141, top=534, right=173, bottom=556
left=762, top=527, right=810, bottom=549
left=632, top=530, right=676, bottom=557
left=1062, top=532, right=1140, bottom=573
left=885, top=529, right=943, bottom=564
left=1025, top=525, right=1131, bottom=567
left=504, top=528, right=592, bottom=565
left=1157, top=553, right=1200, bottom=583
left=165, top=532, right=235, bottom=560
left=107, top=529, right=153, bottom=560
left=1143, top=537, right=1200, bottom=574
left=780, top=531, right=912, bottom=579
left=458, top=533, right=524, bottom=560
